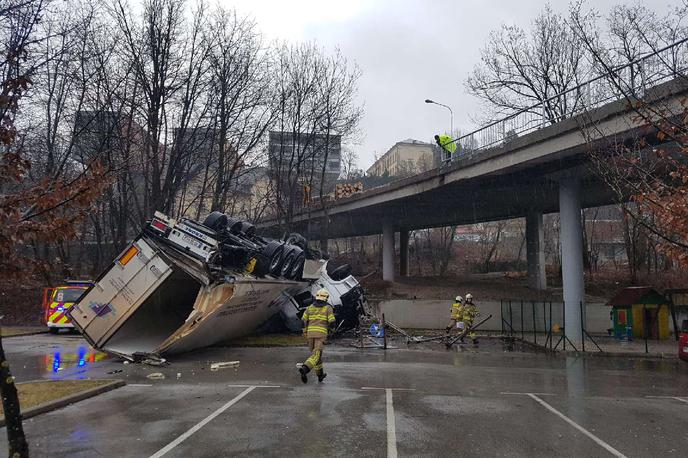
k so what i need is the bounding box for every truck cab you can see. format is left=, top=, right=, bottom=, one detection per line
left=44, top=281, right=93, bottom=333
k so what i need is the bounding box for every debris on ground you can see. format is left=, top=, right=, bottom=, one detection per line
left=210, top=361, right=240, bottom=371
left=146, top=372, right=165, bottom=380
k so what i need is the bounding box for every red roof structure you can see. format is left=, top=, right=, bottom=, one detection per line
left=607, top=287, right=667, bottom=307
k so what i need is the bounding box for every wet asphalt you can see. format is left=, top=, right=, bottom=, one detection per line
left=1, top=333, right=687, bottom=457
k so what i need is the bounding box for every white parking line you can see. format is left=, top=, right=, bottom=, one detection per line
left=386, top=388, right=398, bottom=458
left=501, top=391, right=555, bottom=396
left=527, top=393, right=627, bottom=458
left=360, top=386, right=409, bottom=457
left=226, top=384, right=280, bottom=388
left=361, top=387, right=416, bottom=391
left=149, top=386, right=256, bottom=458
left=645, top=395, right=688, bottom=404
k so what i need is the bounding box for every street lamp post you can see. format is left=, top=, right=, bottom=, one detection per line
left=425, top=99, right=453, bottom=136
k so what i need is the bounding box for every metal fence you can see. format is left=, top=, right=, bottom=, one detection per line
left=500, top=300, right=602, bottom=352
left=455, top=37, right=688, bottom=157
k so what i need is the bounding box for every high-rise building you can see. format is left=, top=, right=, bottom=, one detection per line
left=268, top=131, right=342, bottom=187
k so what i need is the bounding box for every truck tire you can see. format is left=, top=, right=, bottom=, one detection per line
left=261, top=241, right=285, bottom=275
left=225, top=216, right=244, bottom=234
left=289, top=250, right=306, bottom=280
left=286, top=232, right=308, bottom=250
left=329, top=264, right=352, bottom=281
left=240, top=221, right=256, bottom=237
left=251, top=253, right=270, bottom=277
left=202, top=211, right=228, bottom=231
left=280, top=246, right=298, bottom=278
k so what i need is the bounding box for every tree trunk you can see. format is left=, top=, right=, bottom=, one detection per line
left=0, top=332, right=29, bottom=457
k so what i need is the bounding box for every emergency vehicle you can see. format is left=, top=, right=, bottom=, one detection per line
left=680, top=320, right=688, bottom=362
left=44, top=281, right=93, bottom=333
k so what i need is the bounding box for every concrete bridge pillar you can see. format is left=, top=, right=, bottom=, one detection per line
left=526, top=212, right=547, bottom=290
left=399, top=229, right=409, bottom=277
left=382, top=222, right=395, bottom=282
left=559, top=178, right=584, bottom=345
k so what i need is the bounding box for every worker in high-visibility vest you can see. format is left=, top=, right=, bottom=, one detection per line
left=445, top=295, right=463, bottom=335
left=434, top=134, right=457, bottom=162
left=460, top=293, right=480, bottom=345
left=299, top=288, right=336, bottom=383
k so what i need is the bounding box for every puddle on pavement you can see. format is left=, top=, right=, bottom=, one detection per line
left=43, top=345, right=109, bottom=374
left=10, top=344, right=111, bottom=381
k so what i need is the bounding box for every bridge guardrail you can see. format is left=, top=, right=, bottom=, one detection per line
left=454, top=37, right=688, bottom=157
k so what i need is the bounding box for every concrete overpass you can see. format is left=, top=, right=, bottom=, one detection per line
left=258, top=43, right=688, bottom=346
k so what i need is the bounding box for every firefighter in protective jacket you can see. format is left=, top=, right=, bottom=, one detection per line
left=445, top=295, right=463, bottom=334
left=299, top=288, right=336, bottom=383
left=461, top=293, right=480, bottom=345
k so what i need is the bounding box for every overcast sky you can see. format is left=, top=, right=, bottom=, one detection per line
left=223, top=0, right=653, bottom=169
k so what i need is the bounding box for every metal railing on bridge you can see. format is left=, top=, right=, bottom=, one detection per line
left=452, top=37, right=688, bottom=157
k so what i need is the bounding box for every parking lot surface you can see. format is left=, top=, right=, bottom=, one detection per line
left=1, top=334, right=687, bottom=457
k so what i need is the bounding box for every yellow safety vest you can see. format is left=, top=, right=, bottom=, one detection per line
left=302, top=303, right=335, bottom=338
left=438, top=134, right=457, bottom=154
left=451, top=302, right=462, bottom=319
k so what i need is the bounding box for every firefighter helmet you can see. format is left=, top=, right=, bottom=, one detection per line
left=315, top=288, right=330, bottom=302
left=465, top=293, right=473, bottom=302
left=455, top=295, right=463, bottom=302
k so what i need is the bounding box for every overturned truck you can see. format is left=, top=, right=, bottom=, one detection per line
left=68, top=211, right=366, bottom=359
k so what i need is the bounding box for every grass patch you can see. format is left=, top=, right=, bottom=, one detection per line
left=1, top=326, right=48, bottom=337
left=227, top=333, right=306, bottom=347
left=0, top=380, right=112, bottom=416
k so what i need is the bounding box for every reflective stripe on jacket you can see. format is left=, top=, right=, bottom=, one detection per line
left=450, top=302, right=462, bottom=319
left=302, top=303, right=336, bottom=338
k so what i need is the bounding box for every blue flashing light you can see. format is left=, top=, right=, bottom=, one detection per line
left=52, top=352, right=61, bottom=373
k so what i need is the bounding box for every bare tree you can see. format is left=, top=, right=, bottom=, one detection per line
left=204, top=7, right=273, bottom=214
left=569, top=1, right=688, bottom=269
left=476, top=221, right=507, bottom=272
left=269, top=43, right=362, bottom=232
left=113, top=0, right=188, bottom=216
left=466, top=4, right=590, bottom=122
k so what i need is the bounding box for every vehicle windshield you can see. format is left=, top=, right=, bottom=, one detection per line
left=54, top=288, right=86, bottom=303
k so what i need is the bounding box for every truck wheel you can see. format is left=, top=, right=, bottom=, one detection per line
left=261, top=241, right=285, bottom=275
left=280, top=246, right=298, bottom=278
left=225, top=216, right=244, bottom=234
left=203, top=212, right=228, bottom=231
left=251, top=253, right=270, bottom=277
left=289, top=250, right=306, bottom=280
left=240, top=221, right=256, bottom=237
left=329, top=264, right=352, bottom=281
left=49, top=327, right=59, bottom=334
left=286, top=232, right=308, bottom=250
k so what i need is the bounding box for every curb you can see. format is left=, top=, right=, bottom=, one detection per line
left=562, top=350, right=679, bottom=360
left=497, top=336, right=681, bottom=360
left=2, top=330, right=50, bottom=338
left=0, top=379, right=125, bottom=427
